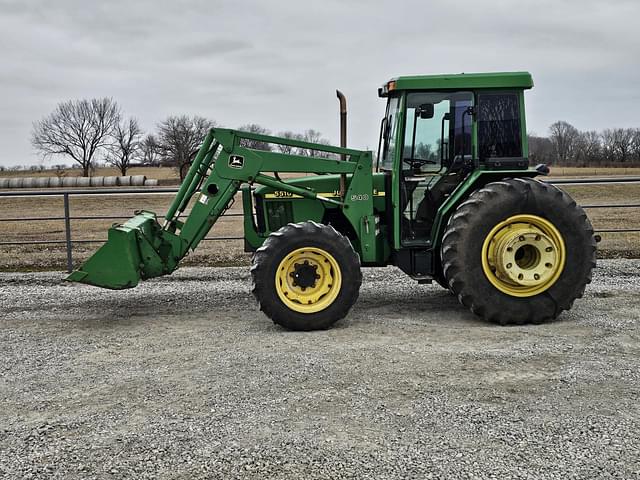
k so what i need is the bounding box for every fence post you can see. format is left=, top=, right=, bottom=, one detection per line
left=63, top=193, right=73, bottom=273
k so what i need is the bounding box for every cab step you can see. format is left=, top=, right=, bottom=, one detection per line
left=410, top=275, right=433, bottom=285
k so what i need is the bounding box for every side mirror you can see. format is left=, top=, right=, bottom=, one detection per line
left=418, top=103, right=435, bottom=119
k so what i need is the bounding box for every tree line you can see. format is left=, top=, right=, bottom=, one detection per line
left=529, top=121, right=640, bottom=167
left=29, top=98, right=640, bottom=175
left=31, top=97, right=334, bottom=178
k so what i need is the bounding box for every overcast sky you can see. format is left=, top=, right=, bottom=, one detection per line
left=1, top=0, right=639, bottom=167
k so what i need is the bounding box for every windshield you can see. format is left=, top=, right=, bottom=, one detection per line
left=380, top=96, right=400, bottom=170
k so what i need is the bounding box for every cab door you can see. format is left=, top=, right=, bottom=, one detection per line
left=397, top=91, right=474, bottom=246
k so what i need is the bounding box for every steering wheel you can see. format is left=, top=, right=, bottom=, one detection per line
left=403, top=157, right=437, bottom=168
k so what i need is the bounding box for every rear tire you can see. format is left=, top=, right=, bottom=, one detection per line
left=441, top=178, right=596, bottom=325
left=251, top=221, right=362, bottom=331
left=433, top=260, right=451, bottom=292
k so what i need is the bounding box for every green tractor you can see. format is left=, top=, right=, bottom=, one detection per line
left=68, top=71, right=596, bottom=330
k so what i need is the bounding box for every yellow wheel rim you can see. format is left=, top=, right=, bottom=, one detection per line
left=481, top=214, right=566, bottom=297
left=275, top=247, right=342, bottom=314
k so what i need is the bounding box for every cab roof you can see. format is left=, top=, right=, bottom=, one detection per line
left=379, top=71, right=533, bottom=96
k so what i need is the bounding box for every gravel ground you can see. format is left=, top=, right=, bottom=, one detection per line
left=1, top=260, right=639, bottom=479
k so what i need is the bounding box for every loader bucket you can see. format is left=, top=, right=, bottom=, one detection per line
left=66, top=212, right=168, bottom=289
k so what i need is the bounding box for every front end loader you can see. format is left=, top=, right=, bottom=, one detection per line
left=68, top=71, right=596, bottom=329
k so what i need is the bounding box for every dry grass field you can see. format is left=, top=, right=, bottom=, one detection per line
left=0, top=167, right=638, bottom=271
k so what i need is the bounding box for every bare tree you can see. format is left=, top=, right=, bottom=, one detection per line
left=237, top=124, right=272, bottom=151
left=416, top=143, right=438, bottom=163
left=602, top=128, right=635, bottom=164
left=575, top=131, right=602, bottom=166
left=157, top=115, right=215, bottom=180
left=298, top=129, right=333, bottom=158
left=300, top=129, right=322, bottom=155
left=548, top=121, right=580, bottom=165
left=141, top=134, right=162, bottom=166
left=106, top=117, right=143, bottom=176
left=276, top=131, right=303, bottom=155
left=32, top=98, right=120, bottom=176
left=528, top=134, right=554, bottom=165
left=632, top=129, right=640, bottom=164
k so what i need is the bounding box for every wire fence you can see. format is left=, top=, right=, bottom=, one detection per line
left=1, top=177, right=639, bottom=272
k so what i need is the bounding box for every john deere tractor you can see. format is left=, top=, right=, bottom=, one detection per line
left=68, top=71, right=596, bottom=330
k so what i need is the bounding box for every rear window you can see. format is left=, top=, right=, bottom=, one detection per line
left=477, top=92, right=522, bottom=159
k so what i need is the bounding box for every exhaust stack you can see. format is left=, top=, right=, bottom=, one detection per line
left=336, top=90, right=347, bottom=196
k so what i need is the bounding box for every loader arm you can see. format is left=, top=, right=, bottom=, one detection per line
left=67, top=128, right=374, bottom=289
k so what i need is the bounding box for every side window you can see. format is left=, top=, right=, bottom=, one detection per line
left=403, top=91, right=473, bottom=172
left=403, top=98, right=450, bottom=168
left=478, top=92, right=522, bottom=159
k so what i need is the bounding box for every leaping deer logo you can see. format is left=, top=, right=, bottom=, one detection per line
left=228, top=155, right=244, bottom=169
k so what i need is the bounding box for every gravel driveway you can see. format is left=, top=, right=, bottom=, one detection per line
left=1, top=260, right=639, bottom=479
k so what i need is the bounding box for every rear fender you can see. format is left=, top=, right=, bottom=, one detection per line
left=430, top=169, right=540, bottom=249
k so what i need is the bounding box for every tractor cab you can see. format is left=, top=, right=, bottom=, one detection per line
left=377, top=72, right=533, bottom=248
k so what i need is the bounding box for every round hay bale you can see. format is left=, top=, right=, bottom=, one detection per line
left=144, top=178, right=159, bottom=187
left=0, top=178, right=10, bottom=189
left=21, top=178, right=35, bottom=188
left=90, top=176, right=104, bottom=187
left=76, top=177, right=91, bottom=187
left=48, top=177, right=62, bottom=188
left=117, top=176, right=131, bottom=186
left=103, top=176, right=118, bottom=187
left=62, top=177, right=78, bottom=188
left=34, top=177, right=50, bottom=188
left=8, top=177, right=24, bottom=188
left=130, top=175, right=146, bottom=186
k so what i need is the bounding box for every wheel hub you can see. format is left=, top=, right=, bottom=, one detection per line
left=482, top=214, right=566, bottom=297
left=492, top=226, right=558, bottom=287
left=290, top=261, right=320, bottom=290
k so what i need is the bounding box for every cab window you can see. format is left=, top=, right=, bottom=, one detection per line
left=380, top=96, right=400, bottom=171
left=403, top=91, right=473, bottom=173
left=477, top=92, right=522, bottom=159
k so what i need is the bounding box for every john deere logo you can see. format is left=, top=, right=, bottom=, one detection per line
left=229, top=155, right=244, bottom=169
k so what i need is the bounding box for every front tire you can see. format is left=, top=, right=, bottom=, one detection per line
left=441, top=178, right=596, bottom=325
left=251, top=221, right=362, bottom=331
